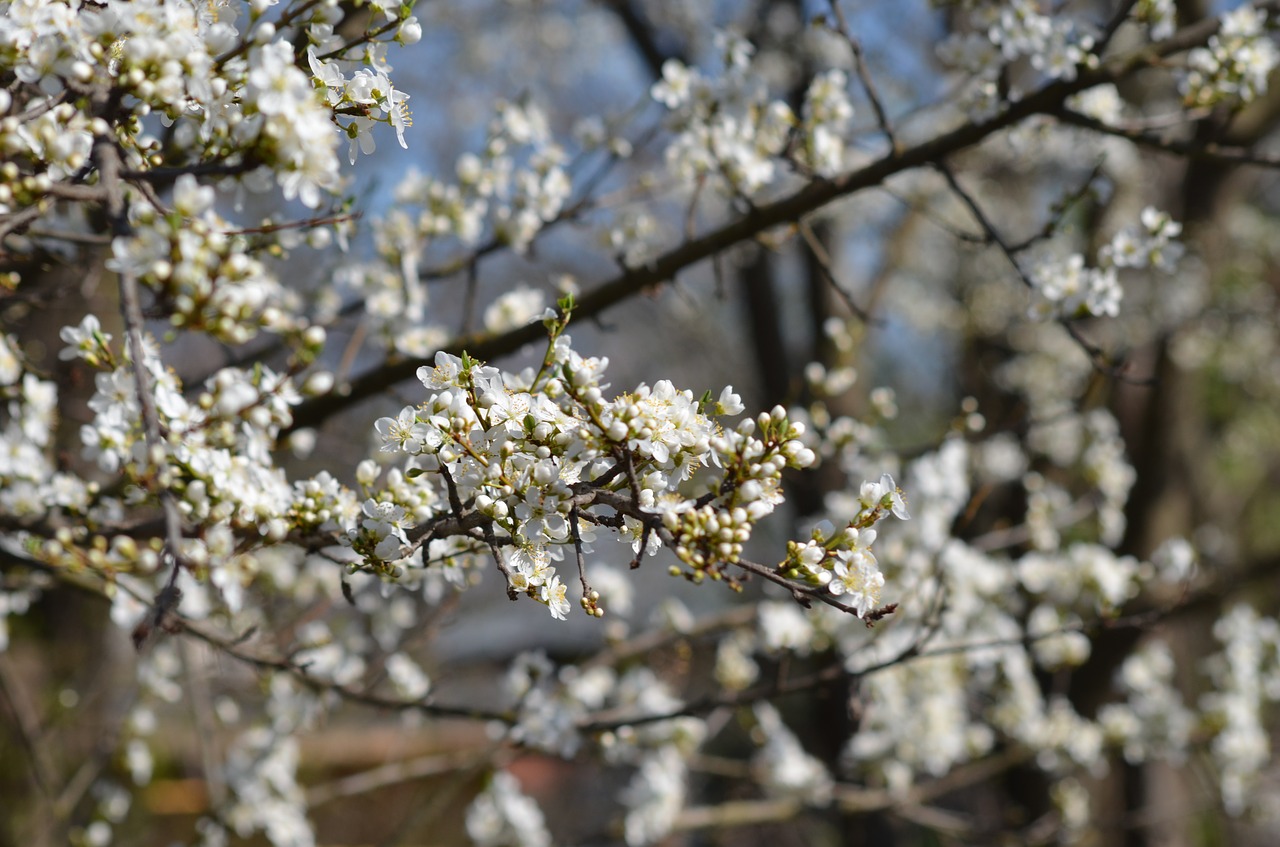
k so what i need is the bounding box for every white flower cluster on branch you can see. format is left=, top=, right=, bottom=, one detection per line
left=0, top=0, right=415, bottom=214
left=362, top=311, right=906, bottom=621
left=652, top=31, right=855, bottom=197
left=1183, top=6, right=1280, bottom=107
left=1027, top=206, right=1184, bottom=320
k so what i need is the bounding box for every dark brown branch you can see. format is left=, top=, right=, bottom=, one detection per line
left=1055, top=109, right=1280, bottom=168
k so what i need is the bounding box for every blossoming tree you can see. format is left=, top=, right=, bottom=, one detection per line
left=3, top=0, right=1280, bottom=845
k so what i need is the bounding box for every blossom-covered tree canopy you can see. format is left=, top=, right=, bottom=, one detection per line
left=3, top=0, right=1280, bottom=845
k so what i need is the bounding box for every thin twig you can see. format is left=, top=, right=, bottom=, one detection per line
left=21, top=227, right=112, bottom=245
left=0, top=653, right=58, bottom=803
left=484, top=523, right=518, bottom=601
left=825, top=0, right=898, bottom=152
left=796, top=218, right=872, bottom=322
left=306, top=746, right=495, bottom=808
left=570, top=507, right=591, bottom=598
left=0, top=206, right=45, bottom=241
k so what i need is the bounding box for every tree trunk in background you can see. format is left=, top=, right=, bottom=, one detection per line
left=3, top=250, right=126, bottom=847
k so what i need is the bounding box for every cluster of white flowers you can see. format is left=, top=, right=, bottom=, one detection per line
left=37, top=317, right=332, bottom=596
left=238, top=39, right=345, bottom=208
left=779, top=473, right=907, bottom=616
left=620, top=746, right=689, bottom=846
left=219, top=730, right=314, bottom=847
left=1027, top=253, right=1123, bottom=320
left=984, top=0, right=1098, bottom=80
left=392, top=98, right=571, bottom=254
left=308, top=47, right=410, bottom=165
left=751, top=702, right=834, bottom=804
left=1028, top=206, right=1184, bottom=320
left=325, top=99, right=573, bottom=357
left=1080, top=409, right=1136, bottom=545
left=107, top=176, right=305, bottom=343
left=1135, top=0, right=1179, bottom=41
left=741, top=427, right=1201, bottom=799
left=1200, top=604, right=1280, bottom=814
left=848, top=653, right=995, bottom=791
left=937, top=0, right=1099, bottom=118
left=0, top=0, right=414, bottom=233
left=1098, top=641, right=1195, bottom=765
left=1098, top=206, right=1184, bottom=273
left=701, top=382, right=1277, bottom=826
left=801, top=69, right=855, bottom=177
left=0, top=364, right=62, bottom=522
left=483, top=285, right=548, bottom=334
left=652, top=31, right=852, bottom=197
left=1066, top=83, right=1126, bottom=124
left=604, top=209, right=659, bottom=268
left=488, top=100, right=575, bottom=252
left=0, top=0, right=219, bottom=124
left=364, top=330, right=904, bottom=620
left=462, top=652, right=705, bottom=846
left=1020, top=543, right=1140, bottom=613
left=0, top=102, right=98, bottom=184
left=465, top=771, right=552, bottom=847
left=1183, top=6, right=1279, bottom=107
